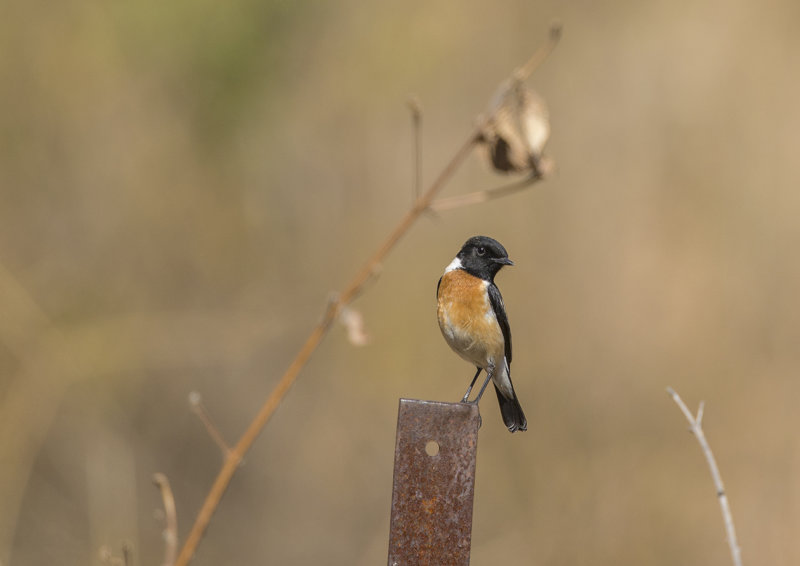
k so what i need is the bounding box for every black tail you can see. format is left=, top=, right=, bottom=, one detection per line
left=494, top=384, right=527, bottom=433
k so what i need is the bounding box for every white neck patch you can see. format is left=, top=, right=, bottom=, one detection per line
left=444, top=256, right=463, bottom=273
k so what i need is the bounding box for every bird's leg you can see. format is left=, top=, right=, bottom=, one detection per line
left=461, top=367, right=482, bottom=403
left=472, top=364, right=494, bottom=404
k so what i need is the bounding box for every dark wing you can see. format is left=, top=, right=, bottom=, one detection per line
left=436, top=275, right=442, bottom=299
left=487, top=282, right=512, bottom=364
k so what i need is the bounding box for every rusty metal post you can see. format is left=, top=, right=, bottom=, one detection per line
left=387, top=399, right=481, bottom=566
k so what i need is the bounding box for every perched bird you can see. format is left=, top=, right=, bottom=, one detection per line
left=436, top=236, right=527, bottom=432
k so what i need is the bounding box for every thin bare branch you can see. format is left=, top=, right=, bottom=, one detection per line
left=666, top=387, right=743, bottom=566
left=189, top=392, right=232, bottom=458
left=429, top=170, right=545, bottom=212
left=516, top=20, right=562, bottom=82
left=153, top=473, right=179, bottom=566
left=174, top=28, right=560, bottom=566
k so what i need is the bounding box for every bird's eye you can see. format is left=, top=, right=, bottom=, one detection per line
left=476, top=247, right=486, bottom=256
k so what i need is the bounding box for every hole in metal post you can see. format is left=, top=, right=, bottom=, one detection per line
left=425, top=440, right=440, bottom=456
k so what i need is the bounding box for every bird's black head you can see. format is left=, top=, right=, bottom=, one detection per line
left=454, top=235, right=513, bottom=281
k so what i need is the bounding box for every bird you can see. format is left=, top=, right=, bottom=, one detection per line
left=436, top=235, right=527, bottom=432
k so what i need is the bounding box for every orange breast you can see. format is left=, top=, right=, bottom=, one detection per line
left=437, top=270, right=505, bottom=368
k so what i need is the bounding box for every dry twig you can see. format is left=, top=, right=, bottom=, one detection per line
left=429, top=163, right=552, bottom=212
left=666, top=387, right=743, bottom=566
left=174, top=25, right=561, bottom=565
left=189, top=391, right=232, bottom=458
left=153, top=473, right=179, bottom=566
left=517, top=21, right=562, bottom=82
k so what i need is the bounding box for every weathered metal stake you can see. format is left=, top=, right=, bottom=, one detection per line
left=387, top=399, right=481, bottom=566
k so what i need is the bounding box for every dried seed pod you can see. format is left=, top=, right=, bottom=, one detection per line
left=340, top=305, right=370, bottom=346
left=480, top=78, right=550, bottom=175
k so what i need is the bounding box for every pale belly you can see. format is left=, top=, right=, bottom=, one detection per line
left=437, top=272, right=505, bottom=370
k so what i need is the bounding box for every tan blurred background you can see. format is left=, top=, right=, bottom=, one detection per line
left=2, top=0, right=800, bottom=564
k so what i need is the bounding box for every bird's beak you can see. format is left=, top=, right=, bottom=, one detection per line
left=493, top=257, right=514, bottom=266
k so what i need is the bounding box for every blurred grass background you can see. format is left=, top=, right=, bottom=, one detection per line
left=2, top=0, right=800, bottom=564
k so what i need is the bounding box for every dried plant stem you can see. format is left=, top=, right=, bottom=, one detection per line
left=429, top=172, right=543, bottom=212
left=153, top=473, right=178, bottom=566
left=666, top=387, right=743, bottom=566
left=189, top=392, right=232, bottom=458
left=175, top=31, right=559, bottom=565
left=517, top=21, right=562, bottom=82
